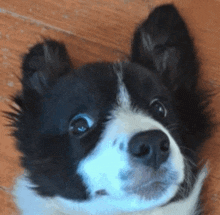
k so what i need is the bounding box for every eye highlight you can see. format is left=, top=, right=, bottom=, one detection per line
left=69, top=114, right=94, bottom=137
left=149, top=99, right=167, bottom=118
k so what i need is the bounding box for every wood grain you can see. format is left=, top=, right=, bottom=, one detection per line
left=1, top=0, right=220, bottom=214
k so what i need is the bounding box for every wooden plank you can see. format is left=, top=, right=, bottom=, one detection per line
left=0, top=0, right=151, bottom=52
left=0, top=189, right=19, bottom=215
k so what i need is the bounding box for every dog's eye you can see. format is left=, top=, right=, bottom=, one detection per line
left=69, top=114, right=94, bottom=136
left=150, top=99, right=167, bottom=118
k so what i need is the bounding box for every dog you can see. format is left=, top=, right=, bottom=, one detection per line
left=7, top=4, right=213, bottom=215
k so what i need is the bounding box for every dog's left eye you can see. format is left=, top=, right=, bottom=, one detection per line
left=150, top=99, right=167, bottom=118
left=69, top=114, right=94, bottom=136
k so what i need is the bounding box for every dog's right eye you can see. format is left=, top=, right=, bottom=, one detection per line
left=149, top=99, right=167, bottom=118
left=69, top=114, right=94, bottom=137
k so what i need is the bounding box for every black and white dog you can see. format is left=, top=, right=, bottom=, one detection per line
left=8, top=4, right=212, bottom=215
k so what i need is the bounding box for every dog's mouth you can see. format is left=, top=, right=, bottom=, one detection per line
left=94, top=182, right=168, bottom=200
left=124, top=180, right=169, bottom=200
left=95, top=189, right=109, bottom=196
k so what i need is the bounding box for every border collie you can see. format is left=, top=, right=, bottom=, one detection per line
left=7, top=4, right=213, bottom=215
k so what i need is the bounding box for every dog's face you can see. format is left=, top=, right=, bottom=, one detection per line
left=37, top=61, right=184, bottom=211
left=10, top=4, right=211, bottom=215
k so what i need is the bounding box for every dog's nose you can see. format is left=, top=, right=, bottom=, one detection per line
left=128, top=130, right=170, bottom=170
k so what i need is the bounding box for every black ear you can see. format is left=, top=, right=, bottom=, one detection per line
left=131, top=4, right=198, bottom=92
left=22, top=40, right=72, bottom=94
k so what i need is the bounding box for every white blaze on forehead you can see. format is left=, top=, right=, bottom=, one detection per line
left=117, top=84, right=130, bottom=110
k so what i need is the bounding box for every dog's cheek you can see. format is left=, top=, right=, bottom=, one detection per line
left=76, top=139, right=130, bottom=197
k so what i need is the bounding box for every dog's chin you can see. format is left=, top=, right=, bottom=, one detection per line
left=118, top=163, right=181, bottom=201
left=124, top=181, right=170, bottom=200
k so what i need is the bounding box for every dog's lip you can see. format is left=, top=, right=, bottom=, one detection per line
left=95, top=189, right=108, bottom=196
left=126, top=180, right=167, bottom=193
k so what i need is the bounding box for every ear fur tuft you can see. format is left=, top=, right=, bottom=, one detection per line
left=21, top=40, right=72, bottom=94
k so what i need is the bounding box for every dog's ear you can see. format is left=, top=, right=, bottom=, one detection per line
left=22, top=40, right=72, bottom=94
left=131, top=4, right=198, bottom=92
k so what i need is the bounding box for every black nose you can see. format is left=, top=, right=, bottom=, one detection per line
left=128, top=130, right=170, bottom=170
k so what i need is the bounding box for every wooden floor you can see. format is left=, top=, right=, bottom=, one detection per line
left=1, top=0, right=220, bottom=214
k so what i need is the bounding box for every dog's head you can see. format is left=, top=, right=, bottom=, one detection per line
left=9, top=4, right=212, bottom=214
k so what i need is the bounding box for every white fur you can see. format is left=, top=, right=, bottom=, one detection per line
left=12, top=165, right=207, bottom=215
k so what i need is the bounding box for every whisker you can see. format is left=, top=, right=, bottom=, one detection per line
left=166, top=123, right=181, bottom=131
left=179, top=145, right=197, bottom=157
